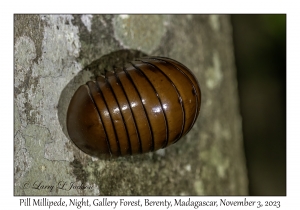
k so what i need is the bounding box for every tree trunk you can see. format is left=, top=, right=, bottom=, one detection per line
left=14, top=14, right=248, bottom=195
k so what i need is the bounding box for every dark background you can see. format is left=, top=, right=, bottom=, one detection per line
left=231, top=15, right=286, bottom=195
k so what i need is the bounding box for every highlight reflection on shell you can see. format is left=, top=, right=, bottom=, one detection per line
left=67, top=56, right=201, bottom=158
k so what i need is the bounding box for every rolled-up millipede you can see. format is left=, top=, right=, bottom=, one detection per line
left=67, top=56, right=201, bottom=158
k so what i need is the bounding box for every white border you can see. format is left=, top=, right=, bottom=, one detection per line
left=3, top=0, right=298, bottom=209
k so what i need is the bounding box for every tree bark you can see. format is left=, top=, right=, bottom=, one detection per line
left=14, top=14, right=248, bottom=195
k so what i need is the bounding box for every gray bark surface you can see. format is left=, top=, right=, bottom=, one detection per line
left=14, top=14, right=247, bottom=195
